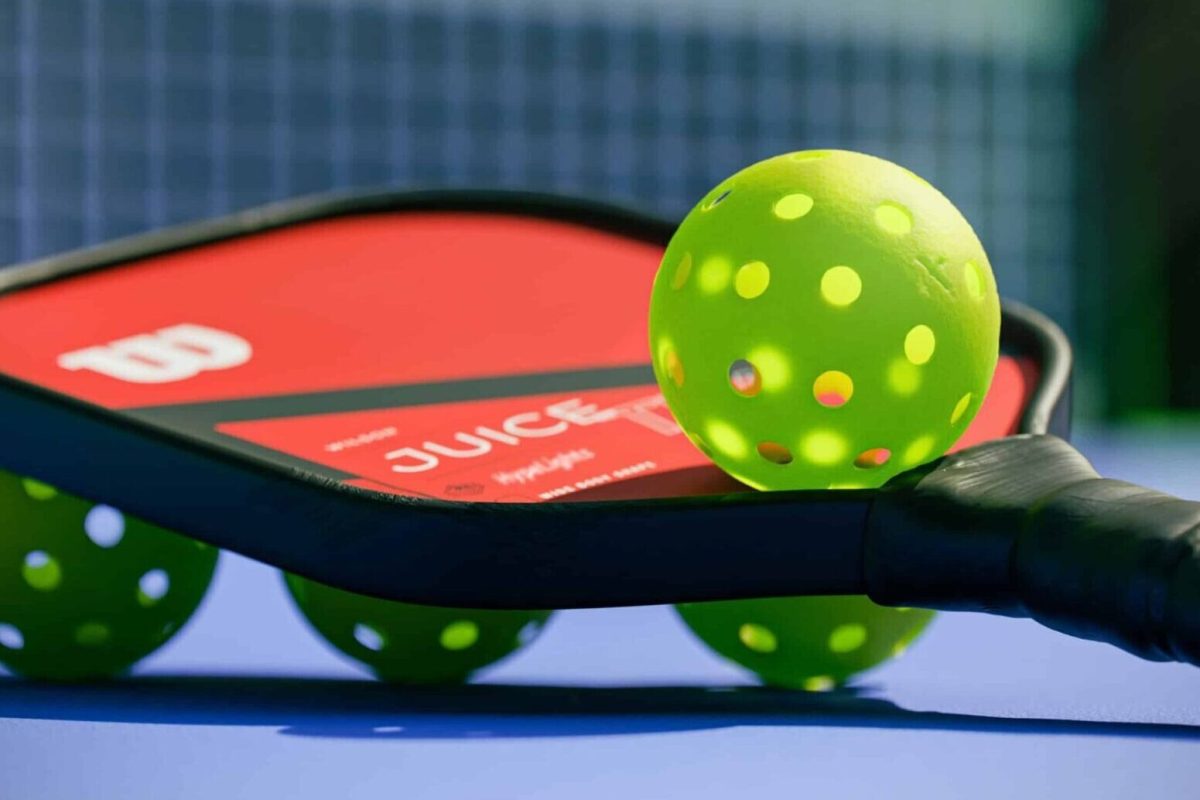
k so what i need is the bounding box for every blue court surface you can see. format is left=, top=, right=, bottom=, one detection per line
left=1, top=424, right=1197, bottom=799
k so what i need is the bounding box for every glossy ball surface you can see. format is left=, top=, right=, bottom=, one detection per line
left=0, top=470, right=219, bottom=680
left=676, top=596, right=935, bottom=690
left=284, top=573, right=554, bottom=684
left=648, top=149, right=1000, bottom=490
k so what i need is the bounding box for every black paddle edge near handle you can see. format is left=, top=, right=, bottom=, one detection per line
left=865, top=434, right=1200, bottom=666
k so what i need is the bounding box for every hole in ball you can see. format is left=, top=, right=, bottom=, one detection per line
left=828, top=623, right=868, bottom=653
left=74, top=622, right=110, bottom=646
left=729, top=359, right=762, bottom=397
left=854, top=448, right=892, bottom=469
left=874, top=201, right=913, bottom=235
left=85, top=505, right=125, bottom=548
left=821, top=266, right=862, bottom=307
left=756, top=441, right=794, bottom=465
left=813, top=370, right=854, bottom=408
left=21, top=478, right=57, bottom=500
left=704, top=188, right=731, bottom=210
left=0, top=623, right=24, bottom=650
left=734, top=261, right=770, bottom=299
left=773, top=193, right=814, bottom=220
left=22, top=551, right=62, bottom=591
left=440, top=620, right=480, bottom=651
left=137, top=569, right=171, bottom=607
left=664, top=349, right=685, bottom=388
left=951, top=392, right=973, bottom=424
left=738, top=623, right=778, bottom=653
left=670, top=253, right=693, bottom=290
left=904, top=324, right=936, bottom=365
left=354, top=623, right=386, bottom=652
left=964, top=260, right=985, bottom=298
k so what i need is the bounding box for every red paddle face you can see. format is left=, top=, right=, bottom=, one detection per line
left=0, top=208, right=1035, bottom=504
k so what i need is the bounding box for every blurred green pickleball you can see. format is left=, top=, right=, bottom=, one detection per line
left=649, top=149, right=1000, bottom=491
left=676, top=597, right=935, bottom=690
left=284, top=573, right=553, bottom=683
left=0, top=469, right=219, bottom=680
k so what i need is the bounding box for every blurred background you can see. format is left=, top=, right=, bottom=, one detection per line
left=0, top=0, right=1196, bottom=421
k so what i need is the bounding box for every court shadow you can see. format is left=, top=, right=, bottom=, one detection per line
left=1, top=675, right=1198, bottom=742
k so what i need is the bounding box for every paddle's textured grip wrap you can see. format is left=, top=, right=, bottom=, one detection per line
left=865, top=435, right=1200, bottom=666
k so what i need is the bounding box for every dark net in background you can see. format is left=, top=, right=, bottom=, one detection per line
left=1, top=1, right=1087, bottom=354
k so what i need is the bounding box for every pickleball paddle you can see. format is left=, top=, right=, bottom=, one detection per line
left=0, top=191, right=1195, bottom=667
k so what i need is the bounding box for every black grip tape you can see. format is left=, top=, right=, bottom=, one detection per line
left=865, top=434, right=1200, bottom=665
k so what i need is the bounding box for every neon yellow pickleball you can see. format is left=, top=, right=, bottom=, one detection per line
left=649, top=149, right=1000, bottom=491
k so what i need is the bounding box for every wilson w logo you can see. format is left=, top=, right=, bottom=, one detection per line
left=58, top=324, right=252, bottom=384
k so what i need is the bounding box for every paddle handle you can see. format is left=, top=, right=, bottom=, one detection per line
left=866, top=435, right=1200, bottom=666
